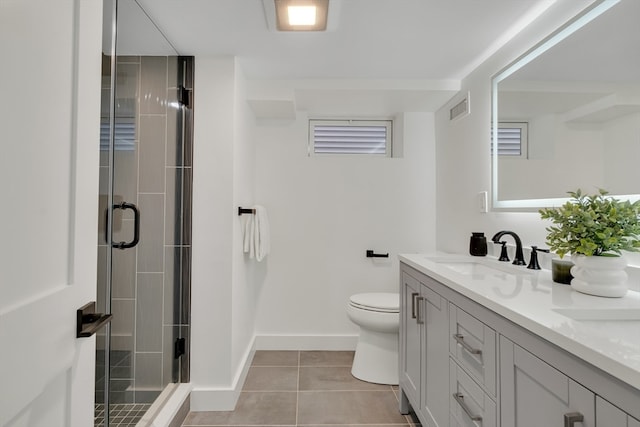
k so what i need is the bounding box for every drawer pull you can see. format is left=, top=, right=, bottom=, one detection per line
left=416, top=296, right=425, bottom=324
left=453, top=392, right=483, bottom=422
left=564, top=412, right=584, bottom=427
left=411, top=292, right=419, bottom=319
left=453, top=334, right=482, bottom=355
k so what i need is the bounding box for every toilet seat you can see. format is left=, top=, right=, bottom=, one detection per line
left=349, top=293, right=399, bottom=313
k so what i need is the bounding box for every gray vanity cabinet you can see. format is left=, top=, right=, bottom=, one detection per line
left=500, top=336, right=595, bottom=427
left=400, top=272, right=422, bottom=406
left=399, top=261, right=640, bottom=427
left=399, top=271, right=449, bottom=427
left=596, top=397, right=640, bottom=427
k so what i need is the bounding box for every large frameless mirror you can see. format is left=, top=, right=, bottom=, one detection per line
left=491, top=0, right=640, bottom=210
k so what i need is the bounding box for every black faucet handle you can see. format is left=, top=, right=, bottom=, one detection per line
left=498, top=241, right=510, bottom=262
left=527, top=246, right=550, bottom=270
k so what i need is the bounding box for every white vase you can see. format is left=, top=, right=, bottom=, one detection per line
left=570, top=254, right=628, bottom=298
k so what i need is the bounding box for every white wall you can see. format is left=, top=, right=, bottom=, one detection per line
left=191, top=56, right=257, bottom=410
left=435, top=0, right=598, bottom=256
left=253, top=112, right=436, bottom=348
left=231, top=62, right=258, bottom=375
left=603, top=111, right=640, bottom=194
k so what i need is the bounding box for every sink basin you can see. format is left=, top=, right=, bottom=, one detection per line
left=437, top=261, right=506, bottom=276
left=426, top=257, right=532, bottom=276
left=553, top=307, right=640, bottom=321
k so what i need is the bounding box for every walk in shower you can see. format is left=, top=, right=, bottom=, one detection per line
left=97, top=1, right=193, bottom=425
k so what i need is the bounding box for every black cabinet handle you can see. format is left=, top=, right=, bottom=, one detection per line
left=107, top=202, right=140, bottom=249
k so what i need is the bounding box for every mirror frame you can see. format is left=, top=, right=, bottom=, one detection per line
left=491, top=0, right=639, bottom=210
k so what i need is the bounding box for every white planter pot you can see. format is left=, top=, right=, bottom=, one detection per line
left=570, top=254, right=628, bottom=298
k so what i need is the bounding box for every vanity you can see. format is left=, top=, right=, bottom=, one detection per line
left=399, top=0, right=640, bottom=424
left=398, top=254, right=640, bottom=427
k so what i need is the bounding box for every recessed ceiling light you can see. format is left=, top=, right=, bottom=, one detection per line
left=275, top=0, right=329, bottom=31
left=287, top=6, right=317, bottom=26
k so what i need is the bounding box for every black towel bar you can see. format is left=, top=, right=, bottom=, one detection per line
left=238, top=207, right=255, bottom=216
left=366, top=250, right=389, bottom=258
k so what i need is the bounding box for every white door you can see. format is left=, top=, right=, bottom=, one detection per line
left=0, top=1, right=103, bottom=426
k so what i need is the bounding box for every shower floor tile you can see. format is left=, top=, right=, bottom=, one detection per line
left=94, top=403, right=152, bottom=427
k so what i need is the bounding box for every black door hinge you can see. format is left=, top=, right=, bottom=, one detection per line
left=178, top=85, right=192, bottom=108
left=174, top=337, right=186, bottom=359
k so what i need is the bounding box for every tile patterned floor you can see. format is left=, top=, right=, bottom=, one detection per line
left=94, top=403, right=152, bottom=426
left=182, top=350, right=420, bottom=426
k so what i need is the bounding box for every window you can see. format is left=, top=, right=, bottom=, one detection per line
left=100, top=118, right=136, bottom=151
left=493, top=122, right=528, bottom=158
left=309, top=119, right=392, bottom=156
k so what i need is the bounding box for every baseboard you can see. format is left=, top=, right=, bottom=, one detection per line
left=254, top=334, right=358, bottom=350
left=189, top=339, right=256, bottom=412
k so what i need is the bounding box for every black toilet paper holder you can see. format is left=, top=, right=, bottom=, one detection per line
left=366, top=250, right=389, bottom=258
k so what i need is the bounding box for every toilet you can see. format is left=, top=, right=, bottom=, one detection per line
left=347, top=292, right=400, bottom=385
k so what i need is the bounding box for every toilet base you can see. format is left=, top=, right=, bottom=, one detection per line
left=351, top=329, right=398, bottom=385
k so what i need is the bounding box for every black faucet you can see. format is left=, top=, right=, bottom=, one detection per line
left=491, top=231, right=526, bottom=266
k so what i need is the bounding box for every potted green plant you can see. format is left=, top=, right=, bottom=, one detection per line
left=539, top=189, right=640, bottom=297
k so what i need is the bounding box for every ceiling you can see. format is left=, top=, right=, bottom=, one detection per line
left=123, top=0, right=561, bottom=117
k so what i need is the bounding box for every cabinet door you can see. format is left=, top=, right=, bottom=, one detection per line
left=596, top=396, right=640, bottom=427
left=500, top=336, right=595, bottom=427
left=420, top=282, right=449, bottom=427
left=400, top=272, right=422, bottom=407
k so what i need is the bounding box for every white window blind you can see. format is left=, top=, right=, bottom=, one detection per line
left=309, top=120, right=392, bottom=156
left=100, top=118, right=136, bottom=151
left=492, top=122, right=528, bottom=158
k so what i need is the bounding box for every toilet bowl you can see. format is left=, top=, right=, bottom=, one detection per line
left=347, top=292, right=399, bottom=385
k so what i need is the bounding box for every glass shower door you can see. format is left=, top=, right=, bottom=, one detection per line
left=97, top=1, right=192, bottom=425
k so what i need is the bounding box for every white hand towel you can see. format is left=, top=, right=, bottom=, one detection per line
left=243, top=211, right=255, bottom=258
left=252, top=205, right=270, bottom=262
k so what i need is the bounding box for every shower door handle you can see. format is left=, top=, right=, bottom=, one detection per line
left=109, top=202, right=140, bottom=249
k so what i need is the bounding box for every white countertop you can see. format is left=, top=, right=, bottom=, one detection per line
left=399, top=253, right=640, bottom=391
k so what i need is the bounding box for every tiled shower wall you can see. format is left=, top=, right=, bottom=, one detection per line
left=98, top=55, right=192, bottom=404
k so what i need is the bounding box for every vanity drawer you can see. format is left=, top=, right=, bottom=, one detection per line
left=449, top=303, right=497, bottom=396
left=450, top=358, right=497, bottom=427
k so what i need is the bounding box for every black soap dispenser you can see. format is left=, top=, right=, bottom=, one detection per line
left=469, top=232, right=488, bottom=256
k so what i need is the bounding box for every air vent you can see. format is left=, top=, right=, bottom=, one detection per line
left=450, top=93, right=470, bottom=121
